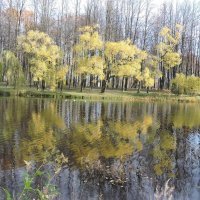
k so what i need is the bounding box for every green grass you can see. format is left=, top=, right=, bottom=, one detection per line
left=0, top=86, right=200, bottom=103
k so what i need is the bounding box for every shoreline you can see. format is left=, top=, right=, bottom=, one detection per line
left=0, top=87, right=200, bottom=103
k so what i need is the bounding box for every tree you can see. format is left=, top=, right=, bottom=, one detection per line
left=104, top=39, right=147, bottom=92
left=171, top=73, right=200, bottom=95
left=0, top=50, right=24, bottom=88
left=157, top=24, right=182, bottom=89
left=0, top=62, right=3, bottom=82
left=56, top=65, right=68, bottom=91
left=2, top=0, right=200, bottom=93
left=74, top=25, right=104, bottom=92
left=17, top=30, right=65, bottom=90
left=140, top=55, right=161, bottom=93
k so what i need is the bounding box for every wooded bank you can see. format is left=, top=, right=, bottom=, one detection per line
left=1, top=0, right=200, bottom=94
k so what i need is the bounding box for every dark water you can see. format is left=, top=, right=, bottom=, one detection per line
left=1, top=97, right=200, bottom=200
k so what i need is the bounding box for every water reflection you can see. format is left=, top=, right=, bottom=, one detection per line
left=0, top=98, right=200, bottom=199
left=65, top=116, right=152, bottom=168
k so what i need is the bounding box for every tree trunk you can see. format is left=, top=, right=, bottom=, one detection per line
left=147, top=87, right=149, bottom=93
left=80, top=74, right=86, bottom=92
left=125, top=77, right=128, bottom=91
left=101, top=80, right=107, bottom=93
left=61, top=81, right=63, bottom=91
left=167, top=69, right=170, bottom=90
left=90, top=75, right=93, bottom=89
left=137, top=81, right=141, bottom=93
left=122, top=77, right=125, bottom=92
left=160, top=68, right=165, bottom=90
left=37, top=81, right=39, bottom=90
left=116, top=77, right=119, bottom=89
left=80, top=80, right=84, bottom=92
left=80, top=79, right=84, bottom=92
left=112, top=76, right=115, bottom=89
left=42, top=80, right=45, bottom=90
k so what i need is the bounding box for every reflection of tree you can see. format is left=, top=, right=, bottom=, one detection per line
left=0, top=98, right=27, bottom=141
left=1, top=99, right=200, bottom=199
left=146, top=104, right=200, bottom=178
left=15, top=103, right=66, bottom=163
left=0, top=98, right=28, bottom=170
left=66, top=116, right=153, bottom=168
left=152, top=130, right=176, bottom=176
left=172, top=104, right=200, bottom=128
left=62, top=116, right=153, bottom=186
left=0, top=99, right=66, bottom=169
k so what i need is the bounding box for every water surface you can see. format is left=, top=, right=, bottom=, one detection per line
left=0, top=97, right=200, bottom=200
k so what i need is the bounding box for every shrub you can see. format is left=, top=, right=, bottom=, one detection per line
left=171, top=73, right=200, bottom=95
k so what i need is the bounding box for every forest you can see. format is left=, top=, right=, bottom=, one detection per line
left=1, top=0, right=200, bottom=94
left=2, top=1, right=200, bottom=199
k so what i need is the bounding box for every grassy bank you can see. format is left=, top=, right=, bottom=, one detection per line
left=0, top=86, right=200, bottom=103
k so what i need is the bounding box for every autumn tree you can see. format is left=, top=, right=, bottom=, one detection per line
left=2, top=0, right=200, bottom=93
left=74, top=25, right=104, bottom=92
left=17, top=30, right=67, bottom=90
left=0, top=50, right=24, bottom=88
left=0, top=62, right=3, bottom=82
left=104, top=39, right=147, bottom=92
left=157, top=25, right=182, bottom=90
left=171, top=73, right=200, bottom=95
left=56, top=66, right=68, bottom=91
left=140, top=55, right=161, bottom=93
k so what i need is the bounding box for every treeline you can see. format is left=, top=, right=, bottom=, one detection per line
left=0, top=0, right=200, bottom=93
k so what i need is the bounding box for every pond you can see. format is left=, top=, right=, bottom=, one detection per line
left=0, top=97, right=200, bottom=200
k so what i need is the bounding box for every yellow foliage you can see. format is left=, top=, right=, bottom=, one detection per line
left=75, top=25, right=103, bottom=52
left=74, top=25, right=104, bottom=80
left=17, top=30, right=64, bottom=89
left=163, top=52, right=181, bottom=69
left=105, top=40, right=146, bottom=78
left=76, top=56, right=104, bottom=79
left=0, top=50, right=24, bottom=87
left=171, top=73, right=200, bottom=94
left=105, top=40, right=139, bottom=61
left=56, top=65, right=68, bottom=82
left=143, top=68, right=154, bottom=87
left=157, top=25, right=182, bottom=69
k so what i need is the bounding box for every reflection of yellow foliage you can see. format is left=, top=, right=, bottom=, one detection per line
left=141, top=116, right=153, bottom=133
left=2, top=98, right=27, bottom=140
left=153, top=130, right=176, bottom=176
left=87, top=120, right=103, bottom=141
left=1, top=99, right=67, bottom=169
left=102, top=142, right=133, bottom=159
left=41, top=104, right=66, bottom=129
left=67, top=116, right=153, bottom=168
left=161, top=134, right=176, bottom=150
left=173, top=104, right=200, bottom=128
left=110, top=116, right=152, bottom=139
left=15, top=103, right=66, bottom=162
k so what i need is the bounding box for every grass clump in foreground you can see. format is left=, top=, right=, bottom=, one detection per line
left=0, top=86, right=200, bottom=103
left=1, top=151, right=68, bottom=200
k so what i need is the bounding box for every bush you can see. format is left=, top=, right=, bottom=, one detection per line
left=171, top=73, right=200, bottom=95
